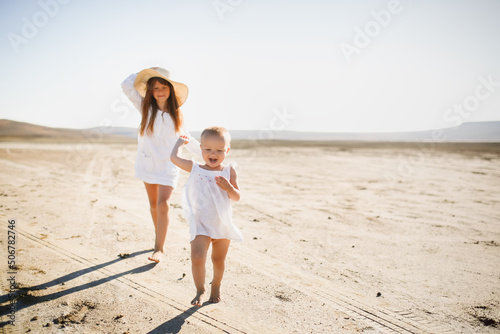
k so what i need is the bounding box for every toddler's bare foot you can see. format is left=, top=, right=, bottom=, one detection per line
left=148, top=250, right=163, bottom=263
left=191, top=290, right=205, bottom=307
left=209, top=284, right=221, bottom=303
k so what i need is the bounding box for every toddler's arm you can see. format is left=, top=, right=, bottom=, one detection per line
left=215, top=166, right=240, bottom=201
left=171, top=136, right=194, bottom=172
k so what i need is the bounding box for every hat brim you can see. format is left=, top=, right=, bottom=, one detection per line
left=134, top=69, right=189, bottom=106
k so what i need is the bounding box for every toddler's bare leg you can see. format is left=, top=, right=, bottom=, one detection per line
left=191, top=235, right=211, bottom=306
left=209, top=239, right=230, bottom=303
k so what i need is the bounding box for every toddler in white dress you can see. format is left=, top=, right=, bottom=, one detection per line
left=171, top=127, right=243, bottom=306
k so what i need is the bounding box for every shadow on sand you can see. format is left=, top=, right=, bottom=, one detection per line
left=0, top=249, right=154, bottom=327
left=147, top=304, right=208, bottom=334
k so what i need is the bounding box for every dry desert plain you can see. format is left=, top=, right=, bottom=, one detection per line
left=0, top=139, right=499, bottom=333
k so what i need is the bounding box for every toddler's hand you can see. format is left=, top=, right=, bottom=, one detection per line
left=215, top=176, right=232, bottom=192
left=176, top=135, right=190, bottom=146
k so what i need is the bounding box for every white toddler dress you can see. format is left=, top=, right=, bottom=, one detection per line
left=121, top=73, right=201, bottom=187
left=183, top=161, right=244, bottom=242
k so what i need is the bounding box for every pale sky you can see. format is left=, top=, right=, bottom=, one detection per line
left=1, top=0, right=499, bottom=133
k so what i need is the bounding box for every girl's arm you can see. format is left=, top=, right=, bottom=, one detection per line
left=215, top=166, right=240, bottom=201
left=180, top=127, right=202, bottom=158
left=170, top=136, right=193, bottom=172
left=121, top=73, right=142, bottom=111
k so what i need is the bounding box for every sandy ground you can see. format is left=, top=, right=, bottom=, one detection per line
left=0, top=140, right=499, bottom=334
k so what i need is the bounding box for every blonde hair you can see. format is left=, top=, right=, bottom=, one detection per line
left=201, top=126, right=231, bottom=145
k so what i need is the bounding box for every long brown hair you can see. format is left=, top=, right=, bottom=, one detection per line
left=140, top=77, right=183, bottom=135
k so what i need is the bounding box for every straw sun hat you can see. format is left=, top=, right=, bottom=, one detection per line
left=134, top=67, right=189, bottom=106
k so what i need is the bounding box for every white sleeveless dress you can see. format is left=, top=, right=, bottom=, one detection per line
left=183, top=161, right=244, bottom=242
left=121, top=73, right=201, bottom=187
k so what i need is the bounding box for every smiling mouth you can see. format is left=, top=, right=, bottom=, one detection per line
left=209, top=158, right=217, bottom=164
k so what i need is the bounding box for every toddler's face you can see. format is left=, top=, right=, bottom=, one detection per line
left=200, top=135, right=230, bottom=168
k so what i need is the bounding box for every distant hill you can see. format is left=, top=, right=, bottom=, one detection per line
left=190, top=121, right=500, bottom=143
left=1, top=119, right=499, bottom=142
left=0, top=119, right=135, bottom=142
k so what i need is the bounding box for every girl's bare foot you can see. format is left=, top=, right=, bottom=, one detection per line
left=148, top=250, right=163, bottom=263
left=191, top=290, right=205, bottom=307
left=209, top=284, right=221, bottom=303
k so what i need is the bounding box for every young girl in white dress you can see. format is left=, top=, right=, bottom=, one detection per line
left=171, top=127, right=243, bottom=306
left=122, top=67, right=201, bottom=263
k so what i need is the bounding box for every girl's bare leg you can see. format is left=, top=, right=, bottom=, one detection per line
left=190, top=235, right=211, bottom=306
left=209, top=239, right=230, bottom=303
left=144, top=183, right=174, bottom=263
left=143, top=182, right=159, bottom=231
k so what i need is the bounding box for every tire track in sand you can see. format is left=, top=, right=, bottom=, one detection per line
left=2, top=147, right=456, bottom=333
left=0, top=223, right=251, bottom=334
left=65, top=152, right=453, bottom=334
left=92, top=192, right=454, bottom=334
left=228, top=204, right=456, bottom=334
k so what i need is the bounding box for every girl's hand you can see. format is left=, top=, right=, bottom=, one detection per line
left=176, top=135, right=190, bottom=146
left=215, top=176, right=232, bottom=192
